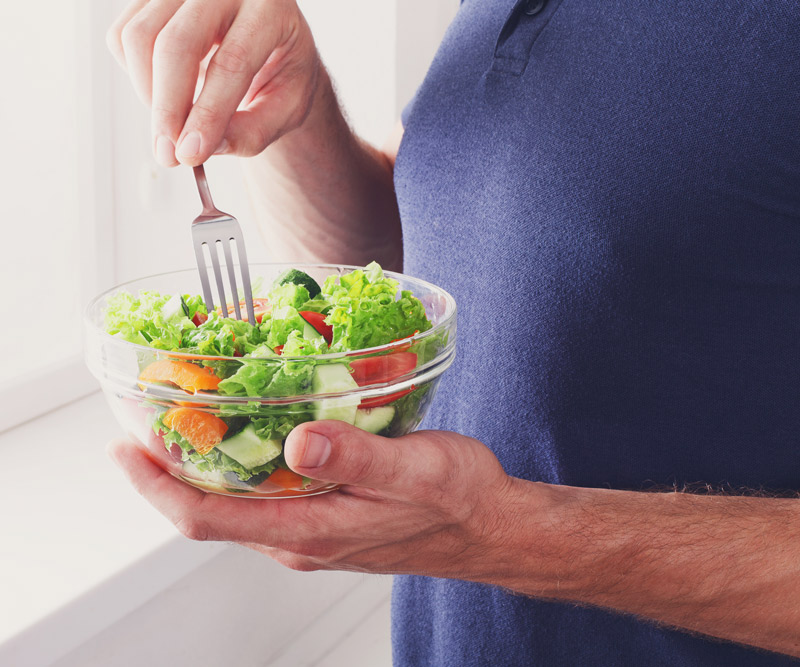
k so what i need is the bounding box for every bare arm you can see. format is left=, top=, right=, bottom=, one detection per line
left=242, top=78, right=405, bottom=269
left=485, top=480, right=800, bottom=656
left=110, top=422, right=800, bottom=658
left=108, top=0, right=404, bottom=269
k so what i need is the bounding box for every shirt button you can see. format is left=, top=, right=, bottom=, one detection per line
left=524, top=0, right=546, bottom=15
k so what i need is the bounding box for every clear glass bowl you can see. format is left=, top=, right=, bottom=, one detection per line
left=84, top=264, right=456, bottom=498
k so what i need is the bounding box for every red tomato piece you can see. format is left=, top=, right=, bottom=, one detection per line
left=359, top=386, right=415, bottom=409
left=298, top=310, right=333, bottom=344
left=349, top=352, right=417, bottom=386
left=191, top=311, right=208, bottom=326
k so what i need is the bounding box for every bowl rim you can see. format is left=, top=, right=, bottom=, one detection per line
left=84, top=262, right=457, bottom=362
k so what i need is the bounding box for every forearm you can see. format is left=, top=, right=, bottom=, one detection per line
left=242, top=66, right=402, bottom=269
left=482, top=479, right=800, bottom=656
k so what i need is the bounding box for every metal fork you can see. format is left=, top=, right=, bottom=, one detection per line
left=191, top=164, right=256, bottom=322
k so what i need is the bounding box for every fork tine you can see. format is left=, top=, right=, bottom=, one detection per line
left=208, top=240, right=228, bottom=317
left=193, top=239, right=215, bottom=312
left=222, top=238, right=242, bottom=320
left=234, top=238, right=257, bottom=324
left=191, top=165, right=255, bottom=324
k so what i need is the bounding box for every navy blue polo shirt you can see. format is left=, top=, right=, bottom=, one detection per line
left=392, top=0, right=800, bottom=665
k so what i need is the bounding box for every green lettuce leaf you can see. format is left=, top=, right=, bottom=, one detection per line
left=104, top=291, right=202, bottom=350
left=217, top=354, right=315, bottom=398
left=281, top=329, right=329, bottom=356
left=104, top=263, right=435, bottom=400
left=269, top=283, right=311, bottom=309
left=181, top=312, right=268, bottom=357
left=217, top=362, right=278, bottom=396
left=251, top=414, right=303, bottom=441
left=263, top=306, right=307, bottom=348
left=323, top=262, right=432, bottom=352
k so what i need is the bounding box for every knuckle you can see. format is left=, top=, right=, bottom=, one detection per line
left=347, top=447, right=379, bottom=485
left=105, top=27, right=122, bottom=57
left=280, top=554, right=321, bottom=572
left=209, top=42, right=253, bottom=78
left=184, top=101, right=228, bottom=139
left=153, top=24, right=195, bottom=61
left=190, top=100, right=225, bottom=125
left=175, top=516, right=209, bottom=542
left=151, top=103, right=185, bottom=129
left=250, top=124, right=275, bottom=155
left=382, top=445, right=407, bottom=487
left=411, top=433, right=462, bottom=494
left=119, top=16, right=151, bottom=50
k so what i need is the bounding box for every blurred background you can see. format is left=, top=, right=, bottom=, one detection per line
left=0, top=1, right=457, bottom=665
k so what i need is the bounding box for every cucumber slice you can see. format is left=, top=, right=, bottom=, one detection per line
left=216, top=424, right=282, bottom=469
left=354, top=406, right=395, bottom=434
left=312, top=363, right=360, bottom=423
left=161, top=294, right=185, bottom=321
left=303, top=321, right=324, bottom=341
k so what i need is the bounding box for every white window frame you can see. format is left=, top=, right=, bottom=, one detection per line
left=0, top=0, right=117, bottom=433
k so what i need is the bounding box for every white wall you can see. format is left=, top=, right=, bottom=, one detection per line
left=1, top=2, right=83, bottom=380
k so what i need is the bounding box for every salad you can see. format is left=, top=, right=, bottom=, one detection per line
left=103, top=262, right=440, bottom=496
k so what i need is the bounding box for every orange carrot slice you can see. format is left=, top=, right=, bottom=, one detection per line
left=162, top=408, right=228, bottom=455
left=267, top=468, right=306, bottom=490
left=138, top=360, right=221, bottom=393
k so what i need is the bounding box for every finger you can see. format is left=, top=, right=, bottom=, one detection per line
left=151, top=0, right=234, bottom=166
left=284, top=421, right=437, bottom=492
left=107, top=0, right=150, bottom=69
left=119, top=0, right=186, bottom=106
left=108, top=439, right=214, bottom=535
left=175, top=9, right=286, bottom=165
left=107, top=439, right=342, bottom=546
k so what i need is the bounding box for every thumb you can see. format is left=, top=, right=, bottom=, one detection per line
left=284, top=420, right=420, bottom=490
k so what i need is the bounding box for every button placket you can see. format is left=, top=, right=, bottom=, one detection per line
left=491, top=0, right=563, bottom=76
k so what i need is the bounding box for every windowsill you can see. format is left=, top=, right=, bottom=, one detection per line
left=0, top=391, right=228, bottom=663
left=0, top=392, right=234, bottom=664
left=1, top=392, right=393, bottom=666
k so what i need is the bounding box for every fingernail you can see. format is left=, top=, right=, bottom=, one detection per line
left=301, top=432, right=331, bottom=468
left=176, top=131, right=201, bottom=159
left=213, top=138, right=229, bottom=155
left=155, top=136, right=175, bottom=166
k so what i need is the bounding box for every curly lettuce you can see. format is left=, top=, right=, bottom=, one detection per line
left=323, top=262, right=432, bottom=352
left=104, top=291, right=205, bottom=350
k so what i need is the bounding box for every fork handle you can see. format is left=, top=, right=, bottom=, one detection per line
left=193, top=165, right=216, bottom=214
